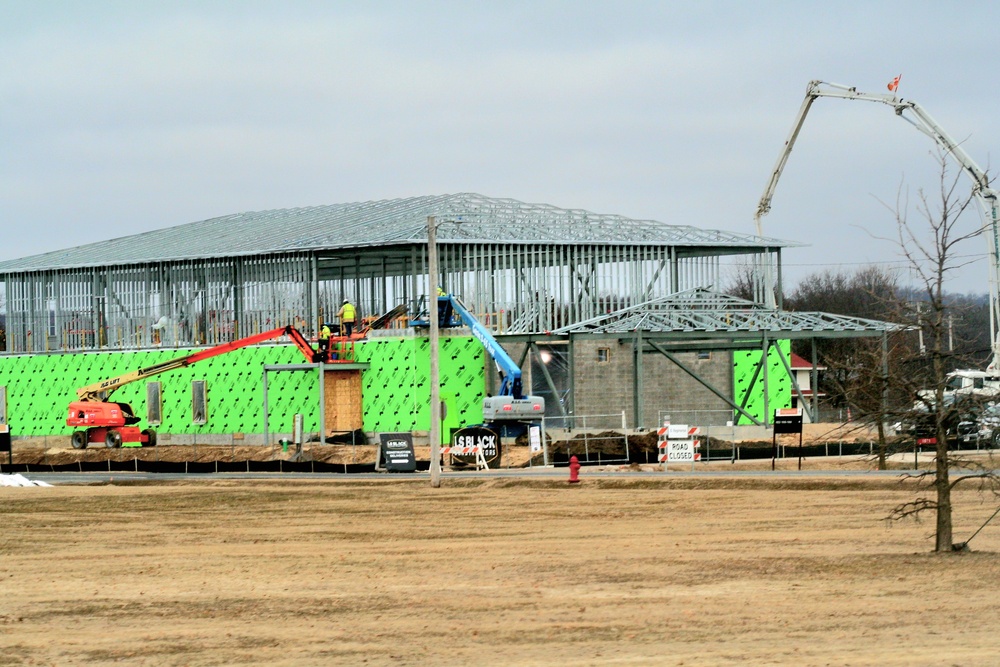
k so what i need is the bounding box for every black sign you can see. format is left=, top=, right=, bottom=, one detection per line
left=450, top=427, right=500, bottom=467
left=773, top=410, right=803, bottom=435
left=378, top=432, right=416, bottom=472
left=0, top=428, right=10, bottom=466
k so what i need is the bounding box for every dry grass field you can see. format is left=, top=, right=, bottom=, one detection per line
left=2, top=475, right=1000, bottom=666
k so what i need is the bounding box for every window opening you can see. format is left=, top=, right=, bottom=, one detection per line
left=191, top=380, right=208, bottom=424
left=146, top=382, right=162, bottom=425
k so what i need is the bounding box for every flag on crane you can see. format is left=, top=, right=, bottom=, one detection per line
left=887, top=74, right=901, bottom=93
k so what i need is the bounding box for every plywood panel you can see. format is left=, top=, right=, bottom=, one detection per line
left=324, top=369, right=362, bottom=433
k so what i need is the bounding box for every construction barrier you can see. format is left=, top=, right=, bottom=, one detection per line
left=439, top=445, right=489, bottom=470
left=657, top=423, right=701, bottom=464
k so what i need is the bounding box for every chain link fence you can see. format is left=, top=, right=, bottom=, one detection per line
left=543, top=412, right=634, bottom=465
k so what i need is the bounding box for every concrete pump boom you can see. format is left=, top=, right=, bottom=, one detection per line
left=755, top=79, right=1000, bottom=370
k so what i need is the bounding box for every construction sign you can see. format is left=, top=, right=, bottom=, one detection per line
left=447, top=427, right=499, bottom=468
left=377, top=432, right=417, bottom=472
left=657, top=423, right=701, bottom=468
left=773, top=408, right=803, bottom=434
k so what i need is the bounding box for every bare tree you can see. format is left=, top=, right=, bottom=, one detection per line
left=723, top=258, right=768, bottom=302
left=884, top=150, right=1000, bottom=551
left=819, top=330, right=916, bottom=470
left=782, top=265, right=919, bottom=471
left=786, top=266, right=905, bottom=402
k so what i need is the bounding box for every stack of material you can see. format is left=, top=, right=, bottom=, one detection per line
left=0, top=473, right=52, bottom=487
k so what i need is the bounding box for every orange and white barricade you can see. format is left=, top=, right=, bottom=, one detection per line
left=439, top=444, right=488, bottom=470
left=657, top=423, right=701, bottom=468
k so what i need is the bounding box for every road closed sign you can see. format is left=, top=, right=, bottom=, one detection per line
left=667, top=439, right=696, bottom=462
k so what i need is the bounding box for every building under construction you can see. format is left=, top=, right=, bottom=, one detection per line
left=0, top=193, right=786, bottom=352
left=0, top=193, right=898, bottom=440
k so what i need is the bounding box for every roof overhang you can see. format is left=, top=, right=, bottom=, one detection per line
left=0, top=193, right=799, bottom=275
left=542, top=287, right=908, bottom=342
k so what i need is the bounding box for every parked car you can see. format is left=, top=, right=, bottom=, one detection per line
left=957, top=404, right=1000, bottom=447
left=893, top=393, right=998, bottom=447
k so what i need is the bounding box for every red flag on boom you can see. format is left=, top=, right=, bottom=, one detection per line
left=887, top=74, right=901, bottom=92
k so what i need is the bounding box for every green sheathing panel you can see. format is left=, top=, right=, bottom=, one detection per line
left=0, top=345, right=318, bottom=436
left=355, top=336, right=485, bottom=432
left=733, top=340, right=792, bottom=425
left=0, top=335, right=486, bottom=436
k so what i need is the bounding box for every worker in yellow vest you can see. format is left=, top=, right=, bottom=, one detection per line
left=337, top=299, right=357, bottom=337
left=318, top=322, right=332, bottom=358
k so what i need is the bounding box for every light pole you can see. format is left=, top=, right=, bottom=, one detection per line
left=427, top=216, right=442, bottom=487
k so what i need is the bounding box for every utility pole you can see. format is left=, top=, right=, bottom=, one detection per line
left=428, top=216, right=442, bottom=488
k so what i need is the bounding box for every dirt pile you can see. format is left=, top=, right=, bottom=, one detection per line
left=2, top=423, right=924, bottom=469
left=8, top=443, right=381, bottom=467
left=5, top=442, right=544, bottom=469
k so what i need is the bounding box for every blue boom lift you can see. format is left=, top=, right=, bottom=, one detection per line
left=414, top=294, right=545, bottom=424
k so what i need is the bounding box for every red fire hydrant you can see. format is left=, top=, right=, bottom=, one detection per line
left=568, top=455, right=581, bottom=484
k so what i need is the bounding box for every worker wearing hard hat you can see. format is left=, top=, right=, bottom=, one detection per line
left=318, top=322, right=332, bottom=357
left=337, top=299, right=357, bottom=337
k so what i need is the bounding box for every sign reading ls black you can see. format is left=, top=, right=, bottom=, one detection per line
left=450, top=427, right=500, bottom=467
left=378, top=432, right=417, bottom=472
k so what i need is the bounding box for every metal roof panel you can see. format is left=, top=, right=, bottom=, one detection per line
left=0, top=193, right=798, bottom=273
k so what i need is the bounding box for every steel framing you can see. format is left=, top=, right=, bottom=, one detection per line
left=531, top=288, right=906, bottom=426
left=1, top=194, right=789, bottom=354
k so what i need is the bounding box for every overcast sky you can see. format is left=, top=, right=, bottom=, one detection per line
left=3, top=1, right=999, bottom=295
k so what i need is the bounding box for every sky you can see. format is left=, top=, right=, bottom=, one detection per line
left=3, top=1, right=999, bottom=296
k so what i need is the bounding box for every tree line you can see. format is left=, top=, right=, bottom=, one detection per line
left=732, top=265, right=993, bottom=411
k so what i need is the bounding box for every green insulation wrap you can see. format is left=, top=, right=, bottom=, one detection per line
left=355, top=336, right=485, bottom=432
left=0, top=336, right=485, bottom=436
left=732, top=340, right=792, bottom=425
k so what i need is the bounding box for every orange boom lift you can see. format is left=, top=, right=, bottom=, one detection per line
left=67, top=325, right=320, bottom=449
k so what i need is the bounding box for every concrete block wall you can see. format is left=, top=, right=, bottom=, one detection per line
left=571, top=339, right=635, bottom=423
left=471, top=336, right=772, bottom=431
left=571, top=339, right=733, bottom=428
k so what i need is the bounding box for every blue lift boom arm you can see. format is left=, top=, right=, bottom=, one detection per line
left=435, top=295, right=523, bottom=399
left=413, top=293, right=544, bottom=422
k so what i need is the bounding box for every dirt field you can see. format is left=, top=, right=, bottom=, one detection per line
left=2, top=475, right=1000, bottom=666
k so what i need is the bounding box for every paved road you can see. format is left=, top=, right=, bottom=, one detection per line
left=10, top=466, right=986, bottom=486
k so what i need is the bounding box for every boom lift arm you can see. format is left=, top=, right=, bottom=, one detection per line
left=68, top=325, right=320, bottom=448
left=75, top=325, right=320, bottom=402
left=755, top=80, right=1000, bottom=370
left=433, top=295, right=524, bottom=399
left=416, top=294, right=544, bottom=421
